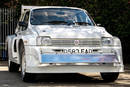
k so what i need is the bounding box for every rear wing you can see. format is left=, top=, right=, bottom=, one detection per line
left=21, top=5, right=35, bottom=13
left=21, top=5, right=44, bottom=13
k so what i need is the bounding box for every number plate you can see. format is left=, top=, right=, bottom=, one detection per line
left=62, top=49, right=93, bottom=54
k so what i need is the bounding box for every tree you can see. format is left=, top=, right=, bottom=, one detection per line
left=0, top=0, right=11, bottom=8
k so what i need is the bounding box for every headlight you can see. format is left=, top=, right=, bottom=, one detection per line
left=102, top=37, right=113, bottom=46
left=37, top=36, right=52, bottom=46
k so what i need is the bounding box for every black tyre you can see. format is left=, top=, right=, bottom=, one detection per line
left=8, top=60, right=19, bottom=72
left=20, top=45, right=35, bottom=82
left=100, top=72, right=119, bottom=82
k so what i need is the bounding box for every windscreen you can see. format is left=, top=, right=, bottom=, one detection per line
left=30, top=8, right=94, bottom=26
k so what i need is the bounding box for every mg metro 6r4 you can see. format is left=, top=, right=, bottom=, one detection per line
left=6, top=6, right=124, bottom=82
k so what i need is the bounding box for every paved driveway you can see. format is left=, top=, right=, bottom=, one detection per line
left=0, top=61, right=130, bottom=87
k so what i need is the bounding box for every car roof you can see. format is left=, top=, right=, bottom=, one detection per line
left=21, top=5, right=85, bottom=13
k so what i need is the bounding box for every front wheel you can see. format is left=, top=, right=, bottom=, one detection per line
left=100, top=72, right=119, bottom=82
left=20, top=46, right=35, bottom=82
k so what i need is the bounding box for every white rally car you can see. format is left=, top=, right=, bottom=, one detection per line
left=6, top=5, right=124, bottom=82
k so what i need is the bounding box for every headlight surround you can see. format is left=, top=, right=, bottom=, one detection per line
left=102, top=37, right=113, bottom=46
left=113, top=37, right=121, bottom=46
left=37, top=36, right=52, bottom=46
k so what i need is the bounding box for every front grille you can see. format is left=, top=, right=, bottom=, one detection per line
left=51, top=38, right=101, bottom=46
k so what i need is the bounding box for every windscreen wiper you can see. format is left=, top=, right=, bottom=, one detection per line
left=47, top=21, right=69, bottom=25
left=74, top=22, right=92, bottom=26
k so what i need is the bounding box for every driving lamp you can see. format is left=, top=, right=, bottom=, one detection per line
left=102, top=37, right=113, bottom=46
left=37, top=37, right=52, bottom=46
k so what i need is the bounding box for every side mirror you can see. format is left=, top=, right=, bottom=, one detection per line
left=19, top=21, right=27, bottom=28
left=97, top=23, right=101, bottom=26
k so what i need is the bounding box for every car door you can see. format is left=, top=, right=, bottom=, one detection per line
left=11, top=11, right=30, bottom=63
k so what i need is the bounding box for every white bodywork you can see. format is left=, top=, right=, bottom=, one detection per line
left=6, top=5, right=124, bottom=73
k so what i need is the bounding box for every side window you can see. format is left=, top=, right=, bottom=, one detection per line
left=23, top=11, right=30, bottom=24
left=15, top=13, right=25, bottom=33
left=21, top=11, right=30, bottom=31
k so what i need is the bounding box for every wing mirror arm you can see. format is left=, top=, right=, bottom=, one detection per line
left=19, top=21, right=28, bottom=28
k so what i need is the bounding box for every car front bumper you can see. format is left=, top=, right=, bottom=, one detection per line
left=24, top=46, right=124, bottom=73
